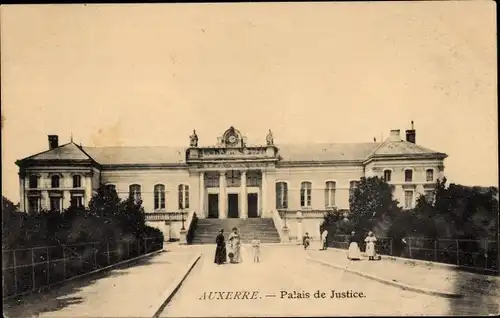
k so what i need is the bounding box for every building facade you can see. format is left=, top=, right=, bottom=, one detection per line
left=16, top=124, right=447, bottom=241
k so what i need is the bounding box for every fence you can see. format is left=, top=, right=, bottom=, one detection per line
left=329, top=235, right=499, bottom=275
left=2, top=237, right=163, bottom=300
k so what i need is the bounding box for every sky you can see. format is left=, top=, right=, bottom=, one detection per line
left=1, top=2, right=497, bottom=203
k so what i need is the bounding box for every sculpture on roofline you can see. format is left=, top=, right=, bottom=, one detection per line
left=266, top=129, right=274, bottom=146
left=190, top=130, right=198, bottom=147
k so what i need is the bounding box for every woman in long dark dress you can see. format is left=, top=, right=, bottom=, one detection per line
left=214, top=229, right=227, bottom=265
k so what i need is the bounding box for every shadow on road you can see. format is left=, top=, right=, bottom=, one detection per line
left=2, top=253, right=161, bottom=318
left=448, top=268, right=499, bottom=316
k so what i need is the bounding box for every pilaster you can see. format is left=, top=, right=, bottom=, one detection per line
left=199, top=171, right=205, bottom=218
left=219, top=171, right=227, bottom=219
left=240, top=170, right=247, bottom=219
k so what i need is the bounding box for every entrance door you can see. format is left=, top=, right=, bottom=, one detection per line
left=227, top=194, right=239, bottom=218
left=247, top=193, right=258, bottom=218
left=208, top=194, right=219, bottom=218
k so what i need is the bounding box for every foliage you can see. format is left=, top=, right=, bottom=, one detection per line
left=348, top=176, right=402, bottom=234
left=2, top=186, right=163, bottom=250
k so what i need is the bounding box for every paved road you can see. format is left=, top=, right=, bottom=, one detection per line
left=3, top=250, right=197, bottom=318
left=161, top=244, right=477, bottom=317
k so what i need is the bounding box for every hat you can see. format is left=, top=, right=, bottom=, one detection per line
left=368, top=231, right=373, bottom=236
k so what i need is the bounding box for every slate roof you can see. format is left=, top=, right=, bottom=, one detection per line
left=277, top=142, right=380, bottom=162
left=18, top=138, right=446, bottom=166
left=21, top=142, right=93, bottom=161
left=83, top=146, right=186, bottom=165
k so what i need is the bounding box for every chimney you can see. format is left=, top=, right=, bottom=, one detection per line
left=405, top=121, right=416, bottom=143
left=48, top=135, right=59, bottom=150
left=389, top=129, right=401, bottom=141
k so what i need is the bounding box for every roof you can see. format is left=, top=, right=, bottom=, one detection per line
left=83, top=146, right=186, bottom=165
left=20, top=142, right=93, bottom=162
left=277, top=142, right=379, bottom=162
left=18, top=138, right=446, bottom=166
left=368, top=138, right=446, bottom=158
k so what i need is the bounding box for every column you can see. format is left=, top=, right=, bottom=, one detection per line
left=42, top=190, right=49, bottom=211
left=199, top=171, right=205, bottom=217
left=84, top=175, right=92, bottom=207
left=240, top=170, right=247, bottom=219
left=62, top=190, right=71, bottom=211
left=19, top=174, right=25, bottom=212
left=219, top=171, right=226, bottom=219
left=261, top=170, right=267, bottom=217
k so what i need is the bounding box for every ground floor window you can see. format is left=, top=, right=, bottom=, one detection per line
left=28, top=197, right=39, bottom=213
left=178, top=184, right=189, bottom=209
left=404, top=191, right=414, bottom=209
left=71, top=195, right=84, bottom=208
left=50, top=197, right=61, bottom=212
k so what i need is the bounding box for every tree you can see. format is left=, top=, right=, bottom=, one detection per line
left=349, top=176, right=402, bottom=234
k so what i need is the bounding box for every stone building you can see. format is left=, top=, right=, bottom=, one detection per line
left=15, top=124, right=447, bottom=242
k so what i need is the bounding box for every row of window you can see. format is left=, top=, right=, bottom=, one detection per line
left=276, top=181, right=360, bottom=209
left=28, top=175, right=82, bottom=189
left=276, top=181, right=434, bottom=210
left=27, top=194, right=84, bottom=213
left=106, top=184, right=190, bottom=210
left=383, top=169, right=434, bottom=183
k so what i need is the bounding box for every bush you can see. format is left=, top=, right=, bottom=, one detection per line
left=2, top=186, right=164, bottom=250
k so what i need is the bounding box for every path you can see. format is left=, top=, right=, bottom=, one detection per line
left=161, top=244, right=489, bottom=317
left=3, top=248, right=198, bottom=318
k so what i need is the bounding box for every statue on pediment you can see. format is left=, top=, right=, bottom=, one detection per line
left=190, top=130, right=198, bottom=147
left=266, top=129, right=274, bottom=146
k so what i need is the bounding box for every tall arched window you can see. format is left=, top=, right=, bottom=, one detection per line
left=178, top=184, right=189, bottom=209
left=51, top=175, right=60, bottom=188
left=154, top=184, right=166, bottom=210
left=300, top=182, right=312, bottom=208
left=383, top=170, right=392, bottom=182
left=325, top=181, right=336, bottom=208
left=73, top=175, right=82, bottom=188
left=129, top=184, right=141, bottom=203
left=349, top=180, right=359, bottom=199
left=275, top=182, right=288, bottom=209
left=29, top=175, right=38, bottom=189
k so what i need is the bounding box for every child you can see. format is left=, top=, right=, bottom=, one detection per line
left=303, top=232, right=311, bottom=250
left=251, top=235, right=261, bottom=263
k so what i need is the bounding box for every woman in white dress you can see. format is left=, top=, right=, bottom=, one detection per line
left=364, top=231, right=377, bottom=260
left=228, top=227, right=242, bottom=263
left=347, top=231, right=362, bottom=260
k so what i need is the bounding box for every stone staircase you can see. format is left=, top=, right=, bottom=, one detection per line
left=190, top=218, right=281, bottom=244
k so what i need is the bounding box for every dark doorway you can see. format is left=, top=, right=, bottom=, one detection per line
left=227, top=194, right=239, bottom=218
left=208, top=194, right=219, bottom=218
left=248, top=193, right=258, bottom=218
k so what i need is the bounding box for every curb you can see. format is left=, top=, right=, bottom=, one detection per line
left=306, top=256, right=464, bottom=299
left=151, top=252, right=202, bottom=318
left=3, top=249, right=164, bottom=302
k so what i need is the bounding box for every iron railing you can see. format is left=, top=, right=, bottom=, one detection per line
left=2, top=237, right=163, bottom=300
left=329, top=235, right=498, bottom=274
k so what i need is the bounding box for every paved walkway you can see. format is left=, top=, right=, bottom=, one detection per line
left=3, top=247, right=198, bottom=318
left=307, top=247, right=500, bottom=297
left=161, top=244, right=498, bottom=317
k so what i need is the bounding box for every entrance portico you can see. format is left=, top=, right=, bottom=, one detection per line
left=187, top=126, right=279, bottom=220
left=200, top=169, right=263, bottom=219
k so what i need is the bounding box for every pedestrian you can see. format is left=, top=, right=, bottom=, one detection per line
left=303, top=232, right=311, bottom=250
left=364, top=231, right=377, bottom=260
left=320, top=228, right=329, bottom=251
left=214, top=229, right=227, bottom=265
left=347, top=231, right=362, bottom=260
left=251, top=235, right=261, bottom=263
